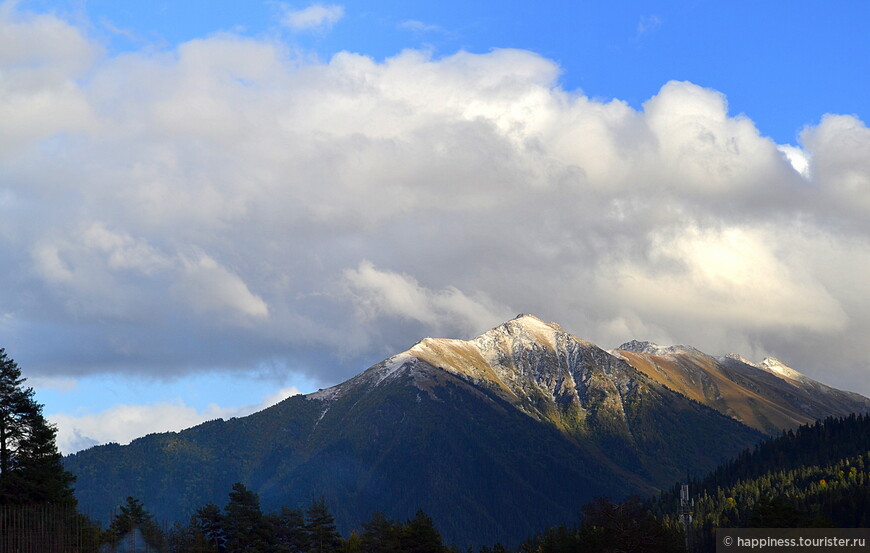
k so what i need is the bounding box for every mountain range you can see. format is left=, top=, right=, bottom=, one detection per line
left=614, top=340, right=870, bottom=434
left=63, top=315, right=870, bottom=546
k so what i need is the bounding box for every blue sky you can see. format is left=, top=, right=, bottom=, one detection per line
left=29, top=0, right=868, bottom=144
left=2, top=0, right=868, bottom=453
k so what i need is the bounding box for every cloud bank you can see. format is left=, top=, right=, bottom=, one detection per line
left=2, top=6, right=870, bottom=395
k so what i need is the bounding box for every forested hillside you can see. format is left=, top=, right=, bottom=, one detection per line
left=65, top=316, right=766, bottom=547
left=651, top=414, right=870, bottom=552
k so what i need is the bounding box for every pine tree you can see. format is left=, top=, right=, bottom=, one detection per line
left=361, top=511, right=400, bottom=553
left=192, top=502, right=226, bottom=553
left=223, top=482, right=272, bottom=553
left=268, top=506, right=308, bottom=553
left=401, top=510, right=444, bottom=553
left=105, top=496, right=167, bottom=552
left=0, top=348, right=75, bottom=505
left=305, top=497, right=341, bottom=553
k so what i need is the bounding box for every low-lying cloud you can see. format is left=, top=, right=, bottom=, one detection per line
left=50, top=386, right=302, bottom=455
left=2, top=5, right=870, bottom=397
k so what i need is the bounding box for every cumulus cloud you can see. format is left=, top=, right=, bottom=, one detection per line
left=1, top=5, right=870, bottom=398
left=605, top=225, right=848, bottom=333
left=800, top=114, right=870, bottom=219
left=0, top=5, right=96, bottom=153
left=175, top=254, right=270, bottom=320
left=281, top=4, right=344, bottom=32
left=777, top=145, right=810, bottom=178
left=49, top=386, right=302, bottom=454
left=344, top=260, right=511, bottom=339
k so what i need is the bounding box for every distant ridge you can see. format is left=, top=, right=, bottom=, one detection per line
left=612, top=339, right=870, bottom=434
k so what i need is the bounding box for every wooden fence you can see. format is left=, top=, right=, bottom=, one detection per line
left=0, top=504, right=100, bottom=553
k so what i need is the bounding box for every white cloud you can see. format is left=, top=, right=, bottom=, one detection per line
left=175, top=254, right=270, bottom=320
left=50, top=386, right=301, bottom=454
left=636, top=15, right=661, bottom=37
left=2, top=5, right=870, bottom=396
left=344, top=261, right=511, bottom=339
left=282, top=4, right=344, bottom=32
left=399, top=20, right=446, bottom=35
left=605, top=225, right=848, bottom=333
left=800, top=114, right=870, bottom=217
left=0, top=5, right=97, bottom=154
left=777, top=145, right=811, bottom=178
left=262, top=386, right=305, bottom=407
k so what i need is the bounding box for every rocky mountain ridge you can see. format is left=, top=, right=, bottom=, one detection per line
left=63, top=314, right=868, bottom=546
left=611, top=335, right=870, bottom=434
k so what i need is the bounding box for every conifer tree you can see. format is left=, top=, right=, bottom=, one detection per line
left=401, top=510, right=444, bottom=553
left=306, top=497, right=341, bottom=553
left=361, top=511, right=400, bottom=553
left=223, top=482, right=272, bottom=553
left=747, top=496, right=810, bottom=528
left=0, top=348, right=75, bottom=504
left=191, top=503, right=226, bottom=553
left=268, top=506, right=308, bottom=553
left=105, top=496, right=167, bottom=552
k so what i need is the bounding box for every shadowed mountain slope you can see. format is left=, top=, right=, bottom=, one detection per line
left=68, top=315, right=860, bottom=545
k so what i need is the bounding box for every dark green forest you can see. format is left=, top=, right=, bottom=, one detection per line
left=99, top=485, right=450, bottom=553
left=651, top=413, right=870, bottom=552
left=3, top=345, right=870, bottom=553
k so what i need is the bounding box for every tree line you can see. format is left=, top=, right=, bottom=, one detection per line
left=103, top=486, right=687, bottom=553
left=650, top=413, right=870, bottom=552
left=3, top=345, right=870, bottom=553
left=105, top=483, right=448, bottom=553
left=0, top=346, right=690, bottom=553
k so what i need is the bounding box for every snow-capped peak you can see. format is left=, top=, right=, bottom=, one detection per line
left=724, top=353, right=754, bottom=365
left=722, top=353, right=813, bottom=387
left=497, top=314, right=563, bottom=349
left=616, top=340, right=702, bottom=357
left=758, top=357, right=808, bottom=383
left=617, top=340, right=661, bottom=354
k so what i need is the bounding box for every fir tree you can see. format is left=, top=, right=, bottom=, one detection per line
left=192, top=503, right=226, bottom=553
left=0, top=348, right=75, bottom=504
left=223, top=482, right=272, bottom=553
left=401, top=510, right=444, bottom=553
left=361, top=511, right=401, bottom=553
left=105, top=496, right=167, bottom=552
left=748, top=496, right=810, bottom=528
left=306, top=497, right=341, bottom=553
left=268, top=506, right=308, bottom=553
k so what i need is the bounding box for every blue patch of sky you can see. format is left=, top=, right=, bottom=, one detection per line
left=34, top=370, right=319, bottom=416
left=8, top=0, right=868, bottom=446
left=20, top=0, right=869, bottom=145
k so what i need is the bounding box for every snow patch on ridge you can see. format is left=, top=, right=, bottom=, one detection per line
left=616, top=340, right=702, bottom=356
left=372, top=352, right=417, bottom=386
left=308, top=385, right=345, bottom=401
left=758, top=357, right=811, bottom=384
left=723, top=353, right=811, bottom=384
left=308, top=352, right=418, bottom=401
left=504, top=314, right=561, bottom=350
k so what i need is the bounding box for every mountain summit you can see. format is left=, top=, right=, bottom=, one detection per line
left=64, top=315, right=867, bottom=546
